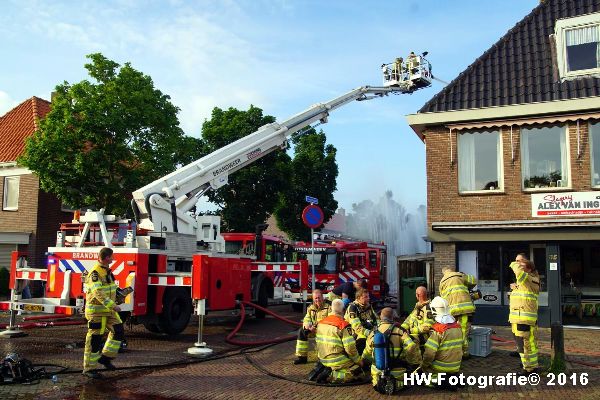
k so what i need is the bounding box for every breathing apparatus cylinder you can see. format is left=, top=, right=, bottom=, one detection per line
left=373, top=330, right=388, bottom=371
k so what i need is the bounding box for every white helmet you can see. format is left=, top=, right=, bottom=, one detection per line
left=430, top=296, right=450, bottom=317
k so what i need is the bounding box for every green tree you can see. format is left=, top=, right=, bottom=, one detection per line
left=200, top=105, right=292, bottom=232
left=274, top=128, right=338, bottom=240
left=19, top=53, right=196, bottom=216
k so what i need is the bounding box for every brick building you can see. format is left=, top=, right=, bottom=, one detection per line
left=407, top=0, right=600, bottom=327
left=0, top=97, right=71, bottom=272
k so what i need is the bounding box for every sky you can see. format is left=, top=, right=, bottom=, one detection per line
left=0, top=0, right=540, bottom=214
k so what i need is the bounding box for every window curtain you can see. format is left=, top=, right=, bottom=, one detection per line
left=560, top=127, right=569, bottom=186
left=458, top=133, right=476, bottom=191
left=566, top=25, right=600, bottom=68
left=495, top=132, right=502, bottom=189
left=521, top=131, right=530, bottom=187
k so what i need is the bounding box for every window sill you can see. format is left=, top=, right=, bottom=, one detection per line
left=522, top=187, right=572, bottom=193
left=459, top=190, right=505, bottom=196
left=2, top=208, right=18, bottom=211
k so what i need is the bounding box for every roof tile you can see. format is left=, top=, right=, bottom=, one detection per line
left=0, top=97, right=51, bottom=162
left=420, top=0, right=600, bottom=113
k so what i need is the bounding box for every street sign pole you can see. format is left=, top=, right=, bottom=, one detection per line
left=311, top=227, right=315, bottom=292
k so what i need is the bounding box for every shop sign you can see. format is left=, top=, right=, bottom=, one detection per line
left=475, top=280, right=501, bottom=305
left=531, top=191, right=600, bottom=217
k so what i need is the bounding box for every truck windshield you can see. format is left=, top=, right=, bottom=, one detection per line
left=296, top=249, right=337, bottom=273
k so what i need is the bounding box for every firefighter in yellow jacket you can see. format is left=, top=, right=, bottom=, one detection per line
left=345, top=288, right=378, bottom=355
left=315, top=299, right=364, bottom=383
left=509, top=254, right=540, bottom=374
left=439, top=267, right=476, bottom=357
left=363, top=307, right=421, bottom=394
left=82, top=247, right=124, bottom=379
left=293, top=289, right=330, bottom=364
left=401, top=286, right=434, bottom=353
left=420, top=296, right=463, bottom=390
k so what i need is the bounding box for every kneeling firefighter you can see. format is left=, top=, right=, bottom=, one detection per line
left=419, top=296, right=463, bottom=390
left=293, top=289, right=331, bottom=365
left=363, top=307, right=422, bottom=394
left=312, top=299, right=364, bottom=383
left=82, top=247, right=125, bottom=379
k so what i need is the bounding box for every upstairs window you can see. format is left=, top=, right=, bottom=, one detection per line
left=521, top=125, right=569, bottom=190
left=3, top=176, right=20, bottom=211
left=556, top=13, right=600, bottom=79
left=458, top=130, right=502, bottom=192
left=590, top=121, right=600, bottom=187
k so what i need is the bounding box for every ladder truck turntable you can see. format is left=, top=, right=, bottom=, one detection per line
left=1, top=56, right=433, bottom=335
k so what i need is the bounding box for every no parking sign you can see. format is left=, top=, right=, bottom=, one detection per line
left=302, top=204, right=324, bottom=229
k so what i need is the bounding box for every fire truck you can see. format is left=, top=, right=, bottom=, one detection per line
left=1, top=55, right=433, bottom=335
left=283, top=236, right=387, bottom=310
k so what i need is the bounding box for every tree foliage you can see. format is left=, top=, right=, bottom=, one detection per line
left=19, top=53, right=196, bottom=216
left=274, top=128, right=338, bottom=241
left=200, top=106, right=292, bottom=232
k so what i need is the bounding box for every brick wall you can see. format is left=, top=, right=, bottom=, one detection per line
left=0, top=173, right=39, bottom=234
left=425, top=121, right=593, bottom=227
left=433, top=243, right=455, bottom=293
left=34, top=190, right=72, bottom=268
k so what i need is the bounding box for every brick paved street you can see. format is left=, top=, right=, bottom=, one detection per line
left=1, top=306, right=599, bottom=400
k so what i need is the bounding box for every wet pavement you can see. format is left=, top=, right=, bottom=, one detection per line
left=1, top=305, right=599, bottom=400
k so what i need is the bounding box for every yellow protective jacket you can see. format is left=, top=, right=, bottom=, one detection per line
left=421, top=321, right=463, bottom=373
left=316, top=315, right=360, bottom=370
left=401, top=300, right=434, bottom=336
left=302, top=302, right=331, bottom=327
left=345, top=301, right=378, bottom=340
left=84, top=262, right=118, bottom=318
left=508, top=262, right=540, bottom=326
left=439, top=271, right=476, bottom=316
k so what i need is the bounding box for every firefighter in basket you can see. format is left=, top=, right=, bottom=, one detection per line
left=344, top=288, right=378, bottom=355
left=401, top=286, right=434, bottom=353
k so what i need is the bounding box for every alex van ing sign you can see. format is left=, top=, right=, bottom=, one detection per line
left=531, top=191, right=600, bottom=217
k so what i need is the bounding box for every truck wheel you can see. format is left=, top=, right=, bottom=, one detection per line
left=158, top=287, right=192, bottom=335
left=254, top=283, right=269, bottom=319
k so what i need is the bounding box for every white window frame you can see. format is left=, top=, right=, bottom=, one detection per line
left=3, top=176, right=20, bottom=211
left=457, top=129, right=503, bottom=194
left=521, top=125, right=571, bottom=192
left=555, top=13, right=600, bottom=80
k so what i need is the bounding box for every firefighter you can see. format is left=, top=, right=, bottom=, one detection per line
left=315, top=298, right=364, bottom=383
left=420, top=296, right=463, bottom=390
left=82, top=247, right=125, bottom=379
left=401, top=286, right=434, bottom=353
left=439, top=267, right=476, bottom=357
left=345, top=288, right=378, bottom=355
left=327, top=279, right=367, bottom=302
left=293, top=289, right=331, bottom=365
left=509, top=254, right=540, bottom=375
left=363, top=307, right=421, bottom=394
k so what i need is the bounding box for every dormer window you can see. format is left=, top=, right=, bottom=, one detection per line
left=555, top=13, right=600, bottom=80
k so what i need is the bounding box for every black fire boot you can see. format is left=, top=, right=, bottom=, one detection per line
left=98, top=355, right=117, bottom=371
left=293, top=356, right=308, bottom=365
left=83, top=370, right=104, bottom=379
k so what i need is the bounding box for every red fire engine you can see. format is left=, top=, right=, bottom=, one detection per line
left=1, top=59, right=432, bottom=336
left=283, top=236, right=388, bottom=309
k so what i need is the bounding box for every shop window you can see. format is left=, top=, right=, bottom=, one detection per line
left=555, top=13, right=600, bottom=80
left=457, top=245, right=501, bottom=305
left=458, top=130, right=502, bottom=192
left=590, top=122, right=600, bottom=187
left=521, top=125, right=569, bottom=190
left=3, top=176, right=19, bottom=211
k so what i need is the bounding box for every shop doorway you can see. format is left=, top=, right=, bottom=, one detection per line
left=561, top=243, right=600, bottom=327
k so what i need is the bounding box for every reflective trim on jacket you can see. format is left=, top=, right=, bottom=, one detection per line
left=508, top=262, right=540, bottom=326
left=439, top=272, right=476, bottom=316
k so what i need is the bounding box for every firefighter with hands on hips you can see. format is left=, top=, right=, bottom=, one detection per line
left=362, top=307, right=422, bottom=394
left=82, top=247, right=125, bottom=379
left=315, top=298, right=364, bottom=383
left=293, top=289, right=331, bottom=365
left=509, top=253, right=540, bottom=375
left=401, top=286, right=434, bottom=353
left=439, top=266, right=477, bottom=358
left=419, top=296, right=464, bottom=391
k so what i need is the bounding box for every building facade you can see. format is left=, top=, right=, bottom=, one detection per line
left=407, top=0, right=600, bottom=327
left=0, top=97, right=71, bottom=273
